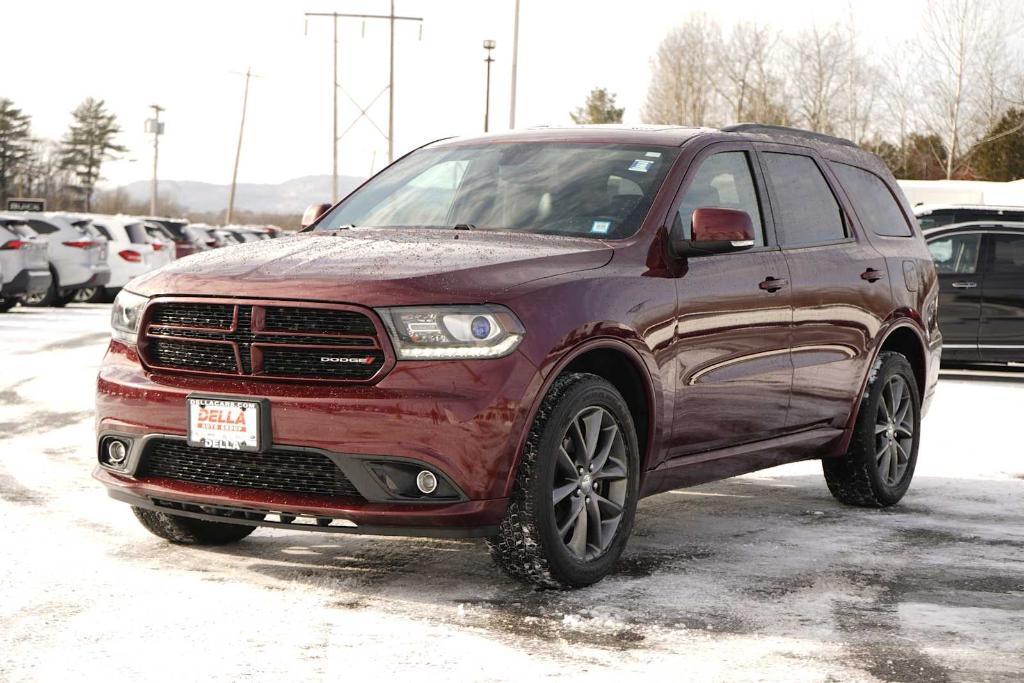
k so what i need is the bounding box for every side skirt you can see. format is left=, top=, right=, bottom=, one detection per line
left=640, top=426, right=844, bottom=497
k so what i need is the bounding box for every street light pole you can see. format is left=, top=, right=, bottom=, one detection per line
left=483, top=40, right=495, bottom=133
left=146, top=105, right=164, bottom=216
left=227, top=67, right=258, bottom=225
left=509, top=0, right=520, bottom=129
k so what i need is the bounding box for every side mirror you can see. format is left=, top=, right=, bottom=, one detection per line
left=300, top=203, right=332, bottom=230
left=673, top=207, right=756, bottom=257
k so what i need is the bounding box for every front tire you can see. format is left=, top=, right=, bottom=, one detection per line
left=823, top=351, right=921, bottom=507
left=487, top=373, right=640, bottom=588
left=132, top=507, right=258, bottom=545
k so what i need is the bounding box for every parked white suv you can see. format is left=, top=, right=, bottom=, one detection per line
left=86, top=215, right=171, bottom=301
left=14, top=212, right=110, bottom=307
left=0, top=217, right=51, bottom=312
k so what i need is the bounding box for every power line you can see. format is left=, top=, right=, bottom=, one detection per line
left=304, top=5, right=423, bottom=202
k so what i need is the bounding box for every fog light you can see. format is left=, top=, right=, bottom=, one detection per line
left=107, top=440, right=128, bottom=465
left=416, top=470, right=438, bottom=494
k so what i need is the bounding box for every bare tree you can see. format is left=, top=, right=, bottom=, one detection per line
left=715, top=23, right=786, bottom=124
left=787, top=24, right=850, bottom=134
left=880, top=42, right=922, bottom=171
left=642, top=14, right=722, bottom=126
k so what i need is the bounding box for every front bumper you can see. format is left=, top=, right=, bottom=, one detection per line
left=1, top=268, right=52, bottom=297
left=95, top=340, right=543, bottom=535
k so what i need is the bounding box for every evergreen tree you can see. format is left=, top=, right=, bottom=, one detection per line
left=59, top=98, right=126, bottom=210
left=0, top=98, right=33, bottom=205
left=972, top=108, right=1024, bottom=181
left=571, top=88, right=625, bottom=125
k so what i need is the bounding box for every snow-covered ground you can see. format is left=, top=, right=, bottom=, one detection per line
left=1, top=305, right=1022, bottom=682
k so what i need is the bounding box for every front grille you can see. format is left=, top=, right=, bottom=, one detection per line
left=140, top=300, right=387, bottom=382
left=138, top=439, right=363, bottom=499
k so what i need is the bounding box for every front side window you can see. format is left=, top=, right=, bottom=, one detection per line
left=318, top=143, right=679, bottom=239
left=831, top=163, right=913, bottom=237
left=762, top=153, right=847, bottom=247
left=672, top=151, right=765, bottom=246
left=988, top=234, right=1024, bottom=273
left=928, top=233, right=981, bottom=274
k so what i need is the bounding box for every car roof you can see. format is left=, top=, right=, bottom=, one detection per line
left=923, top=220, right=1024, bottom=237
left=914, top=203, right=1024, bottom=215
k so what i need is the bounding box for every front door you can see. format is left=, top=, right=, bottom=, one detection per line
left=978, top=232, right=1024, bottom=364
left=926, top=231, right=984, bottom=363
left=666, top=145, right=794, bottom=457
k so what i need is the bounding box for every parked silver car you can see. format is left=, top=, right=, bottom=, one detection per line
left=13, top=212, right=110, bottom=307
left=0, top=216, right=51, bottom=312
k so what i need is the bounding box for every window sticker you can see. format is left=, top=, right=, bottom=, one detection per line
left=645, top=151, right=662, bottom=158
left=628, top=159, right=654, bottom=173
left=591, top=220, right=611, bottom=234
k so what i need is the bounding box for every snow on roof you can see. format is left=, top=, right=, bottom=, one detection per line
left=897, top=179, right=1024, bottom=209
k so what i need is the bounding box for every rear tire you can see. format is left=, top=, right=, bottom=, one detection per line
left=71, top=287, right=103, bottom=303
left=23, top=268, right=63, bottom=308
left=487, top=373, right=640, bottom=588
left=823, top=351, right=921, bottom=507
left=132, top=507, right=258, bottom=545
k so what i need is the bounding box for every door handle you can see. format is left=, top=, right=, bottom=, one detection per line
left=951, top=281, right=978, bottom=289
left=860, top=268, right=886, bottom=282
left=759, top=277, right=789, bottom=292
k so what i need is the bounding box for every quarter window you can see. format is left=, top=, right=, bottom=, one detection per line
left=673, top=151, right=765, bottom=246
left=928, top=233, right=981, bottom=274
left=831, top=163, right=913, bottom=237
left=762, top=153, right=847, bottom=246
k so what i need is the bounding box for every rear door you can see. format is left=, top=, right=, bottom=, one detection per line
left=926, top=230, right=984, bottom=363
left=758, top=146, right=891, bottom=432
left=978, top=231, right=1024, bottom=364
left=666, top=143, right=794, bottom=457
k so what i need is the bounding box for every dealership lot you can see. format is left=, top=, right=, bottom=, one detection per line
left=1, top=306, right=1022, bottom=682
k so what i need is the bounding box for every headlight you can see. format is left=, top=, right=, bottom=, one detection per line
left=377, top=305, right=525, bottom=360
left=110, top=290, right=148, bottom=345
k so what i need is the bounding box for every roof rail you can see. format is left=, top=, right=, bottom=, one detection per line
left=721, top=123, right=858, bottom=148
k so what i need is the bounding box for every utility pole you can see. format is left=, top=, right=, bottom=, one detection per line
left=305, top=5, right=422, bottom=192
left=483, top=40, right=496, bottom=132
left=145, top=104, right=165, bottom=216
left=227, top=67, right=259, bottom=224
left=509, top=0, right=520, bottom=129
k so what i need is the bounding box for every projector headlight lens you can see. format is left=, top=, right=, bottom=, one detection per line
left=377, top=305, right=525, bottom=360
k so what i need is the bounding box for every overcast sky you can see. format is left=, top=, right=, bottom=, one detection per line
left=3, top=0, right=928, bottom=189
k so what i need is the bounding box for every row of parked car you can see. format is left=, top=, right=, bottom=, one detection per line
left=0, top=213, right=280, bottom=309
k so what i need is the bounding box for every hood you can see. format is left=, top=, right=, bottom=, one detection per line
left=129, top=228, right=613, bottom=306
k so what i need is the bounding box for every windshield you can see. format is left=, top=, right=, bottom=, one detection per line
left=317, top=142, right=679, bottom=239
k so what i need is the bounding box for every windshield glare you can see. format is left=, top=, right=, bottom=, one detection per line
left=318, top=142, right=679, bottom=239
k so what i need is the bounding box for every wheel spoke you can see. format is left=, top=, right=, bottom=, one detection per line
left=594, top=461, right=627, bottom=481
left=590, top=424, right=619, bottom=474
left=558, top=496, right=584, bottom=539
left=594, top=493, right=623, bottom=517
left=580, top=409, right=603, bottom=463
left=552, top=481, right=577, bottom=506
left=556, top=446, right=577, bottom=474
left=890, top=379, right=904, bottom=419
left=586, top=495, right=602, bottom=554
left=876, top=437, right=891, bottom=462
left=895, top=425, right=913, bottom=438
left=888, top=442, right=900, bottom=482
left=894, top=439, right=911, bottom=464
left=874, top=422, right=889, bottom=434
left=878, top=444, right=892, bottom=475
left=570, top=421, right=588, bottom=465
left=567, top=502, right=588, bottom=556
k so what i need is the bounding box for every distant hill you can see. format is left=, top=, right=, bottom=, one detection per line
left=116, top=175, right=365, bottom=214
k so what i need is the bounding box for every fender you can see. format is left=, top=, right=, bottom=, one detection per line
left=834, top=318, right=929, bottom=455
left=501, top=335, right=662, bottom=497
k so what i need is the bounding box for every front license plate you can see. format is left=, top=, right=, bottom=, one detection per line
left=187, top=396, right=264, bottom=452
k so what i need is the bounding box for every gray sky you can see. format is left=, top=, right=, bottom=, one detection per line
left=3, top=0, right=927, bottom=188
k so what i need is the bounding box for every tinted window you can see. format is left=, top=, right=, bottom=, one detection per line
left=9, top=222, right=38, bottom=238
left=319, top=143, right=679, bottom=239
left=989, top=234, right=1024, bottom=273
left=92, top=224, right=113, bottom=240
left=27, top=219, right=57, bottom=235
left=673, top=151, right=765, bottom=246
left=928, top=233, right=981, bottom=274
left=831, top=163, right=912, bottom=237
left=763, top=153, right=846, bottom=246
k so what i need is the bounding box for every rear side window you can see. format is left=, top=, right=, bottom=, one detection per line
left=92, top=224, right=113, bottom=240
left=989, top=234, right=1024, bottom=273
left=928, top=233, right=981, bottom=274
left=762, top=153, right=847, bottom=246
left=10, top=222, right=38, bottom=238
left=27, top=219, right=58, bottom=235
left=831, top=163, right=913, bottom=237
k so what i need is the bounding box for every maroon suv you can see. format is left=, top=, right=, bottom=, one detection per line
left=95, top=124, right=940, bottom=587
